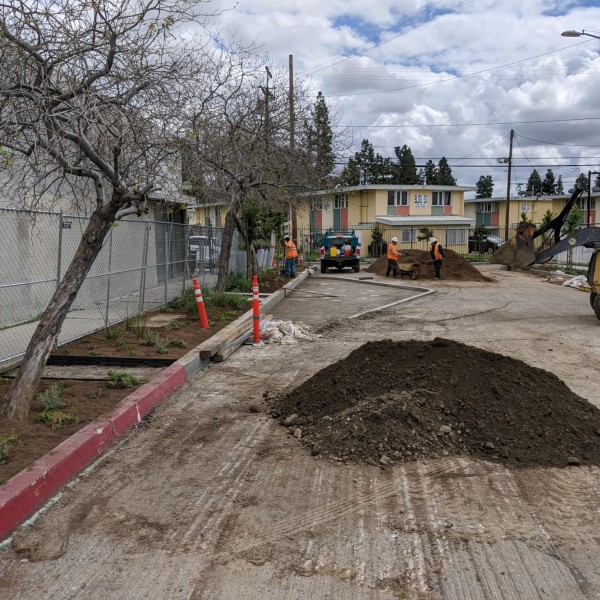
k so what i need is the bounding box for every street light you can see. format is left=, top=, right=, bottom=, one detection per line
left=561, top=30, right=600, bottom=41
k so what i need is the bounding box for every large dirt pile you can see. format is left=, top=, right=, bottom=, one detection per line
left=366, top=249, right=492, bottom=281
left=270, top=338, right=600, bottom=469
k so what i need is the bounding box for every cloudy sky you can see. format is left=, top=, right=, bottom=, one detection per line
left=213, top=0, right=600, bottom=196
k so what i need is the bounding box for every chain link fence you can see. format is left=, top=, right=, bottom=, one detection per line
left=0, top=208, right=246, bottom=368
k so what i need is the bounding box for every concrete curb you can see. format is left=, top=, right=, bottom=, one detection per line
left=0, top=275, right=303, bottom=541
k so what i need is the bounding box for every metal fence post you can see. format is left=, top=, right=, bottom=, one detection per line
left=138, top=222, right=150, bottom=314
left=164, top=221, right=171, bottom=305
left=105, top=227, right=113, bottom=327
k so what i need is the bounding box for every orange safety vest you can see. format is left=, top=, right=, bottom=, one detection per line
left=432, top=242, right=443, bottom=260
left=387, top=243, right=400, bottom=261
left=284, top=240, right=298, bottom=259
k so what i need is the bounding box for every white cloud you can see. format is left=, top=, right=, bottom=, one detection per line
left=211, top=0, right=600, bottom=190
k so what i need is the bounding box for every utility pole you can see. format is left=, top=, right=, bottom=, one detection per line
left=504, top=129, right=514, bottom=240
left=587, top=171, right=599, bottom=227
left=289, top=54, right=298, bottom=246
left=263, top=66, right=272, bottom=142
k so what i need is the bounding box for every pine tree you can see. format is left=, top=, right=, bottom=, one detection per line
left=355, top=139, right=376, bottom=184
left=475, top=175, right=494, bottom=198
left=595, top=173, right=600, bottom=189
left=525, top=169, right=542, bottom=195
left=340, top=157, right=360, bottom=186
left=556, top=175, right=564, bottom=194
left=310, top=92, right=334, bottom=181
left=393, top=145, right=420, bottom=184
left=423, top=160, right=437, bottom=185
left=541, top=169, right=556, bottom=195
left=436, top=157, right=456, bottom=185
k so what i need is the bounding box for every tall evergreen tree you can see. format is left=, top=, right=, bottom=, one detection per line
left=436, top=156, right=456, bottom=185
left=310, top=92, right=334, bottom=181
left=525, top=169, right=542, bottom=195
left=423, top=160, right=437, bottom=185
left=556, top=175, right=564, bottom=194
left=541, top=169, right=556, bottom=195
left=475, top=175, right=494, bottom=198
left=595, top=173, right=600, bottom=189
left=355, top=139, right=376, bottom=184
left=340, top=157, right=360, bottom=186
left=393, top=145, right=419, bottom=184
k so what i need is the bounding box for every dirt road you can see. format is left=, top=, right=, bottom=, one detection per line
left=1, top=265, right=600, bottom=599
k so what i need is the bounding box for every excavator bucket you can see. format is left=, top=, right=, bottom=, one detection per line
left=490, top=223, right=537, bottom=270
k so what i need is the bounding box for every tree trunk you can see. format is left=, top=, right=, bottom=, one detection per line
left=4, top=202, right=122, bottom=420
left=216, top=195, right=240, bottom=292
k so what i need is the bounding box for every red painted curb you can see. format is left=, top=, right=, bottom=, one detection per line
left=0, top=420, right=114, bottom=541
left=0, top=364, right=187, bottom=541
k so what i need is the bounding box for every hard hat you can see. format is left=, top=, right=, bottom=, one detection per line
left=429, top=237, right=437, bottom=244
left=284, top=235, right=290, bottom=240
left=391, top=236, right=398, bottom=243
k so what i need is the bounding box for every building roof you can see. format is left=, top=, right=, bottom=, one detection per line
left=310, top=184, right=476, bottom=195
left=376, top=216, right=474, bottom=226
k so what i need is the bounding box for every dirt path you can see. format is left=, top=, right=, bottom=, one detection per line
left=1, top=266, right=600, bottom=599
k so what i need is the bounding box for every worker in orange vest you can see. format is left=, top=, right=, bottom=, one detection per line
left=429, top=237, right=445, bottom=279
left=283, top=235, right=298, bottom=278
left=386, top=236, right=400, bottom=277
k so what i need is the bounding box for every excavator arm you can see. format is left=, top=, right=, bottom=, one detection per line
left=491, top=184, right=586, bottom=270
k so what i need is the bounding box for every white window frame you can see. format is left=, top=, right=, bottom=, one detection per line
left=432, top=191, right=452, bottom=207
left=401, top=228, right=417, bottom=243
left=334, top=193, right=348, bottom=209
left=445, top=229, right=467, bottom=245
left=387, top=190, right=409, bottom=206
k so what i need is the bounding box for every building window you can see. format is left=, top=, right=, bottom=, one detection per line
left=477, top=202, right=496, bottom=213
left=432, top=191, right=452, bottom=206
left=334, top=194, right=348, bottom=209
left=576, top=198, right=596, bottom=210
left=445, top=229, right=467, bottom=245
left=401, top=228, right=417, bottom=243
left=387, top=190, right=409, bottom=206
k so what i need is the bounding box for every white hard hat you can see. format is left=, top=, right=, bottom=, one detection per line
left=429, top=237, right=437, bottom=244
left=284, top=234, right=290, bottom=240
left=391, top=236, right=398, bottom=243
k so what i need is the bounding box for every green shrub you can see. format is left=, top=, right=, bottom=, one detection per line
left=0, top=432, right=22, bottom=465
left=168, top=339, right=188, bottom=348
left=38, top=384, right=69, bottom=411
left=37, top=410, right=80, bottom=430
left=225, top=272, right=251, bottom=293
left=106, top=327, right=122, bottom=340
left=107, top=370, right=146, bottom=389
left=154, top=336, right=169, bottom=354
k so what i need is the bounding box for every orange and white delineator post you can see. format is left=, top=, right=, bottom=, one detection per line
left=193, top=278, right=209, bottom=329
left=252, top=275, right=262, bottom=346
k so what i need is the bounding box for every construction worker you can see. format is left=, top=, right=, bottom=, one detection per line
left=283, top=234, right=298, bottom=278
left=429, top=237, right=445, bottom=279
left=386, top=236, right=400, bottom=277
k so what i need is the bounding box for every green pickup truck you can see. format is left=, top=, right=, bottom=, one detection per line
left=320, top=233, right=361, bottom=273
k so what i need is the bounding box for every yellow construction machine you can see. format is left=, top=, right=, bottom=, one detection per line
left=491, top=184, right=600, bottom=320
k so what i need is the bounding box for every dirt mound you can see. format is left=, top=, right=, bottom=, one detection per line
left=366, top=249, right=492, bottom=281
left=270, top=338, right=600, bottom=469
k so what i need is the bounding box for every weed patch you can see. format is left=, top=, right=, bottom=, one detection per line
left=107, top=370, right=146, bottom=389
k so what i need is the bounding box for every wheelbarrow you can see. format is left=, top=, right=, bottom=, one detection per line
left=398, top=262, right=420, bottom=280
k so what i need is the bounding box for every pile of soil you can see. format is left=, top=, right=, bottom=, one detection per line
left=366, top=249, right=492, bottom=281
left=270, top=338, right=600, bottom=469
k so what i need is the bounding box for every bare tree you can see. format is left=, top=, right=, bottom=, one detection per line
left=184, top=65, right=333, bottom=289
left=0, top=0, right=231, bottom=419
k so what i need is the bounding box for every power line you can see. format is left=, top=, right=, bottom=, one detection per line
left=323, top=40, right=590, bottom=98
left=332, top=116, right=600, bottom=128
